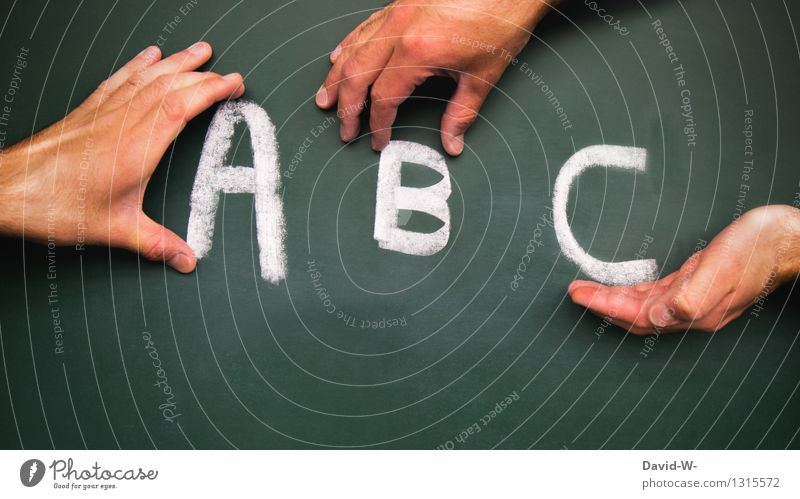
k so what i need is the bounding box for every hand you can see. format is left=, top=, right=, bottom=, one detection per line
left=315, top=0, right=556, bottom=156
left=568, top=205, right=800, bottom=334
left=0, top=42, right=244, bottom=273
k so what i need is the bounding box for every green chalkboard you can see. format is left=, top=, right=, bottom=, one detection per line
left=0, top=0, right=798, bottom=449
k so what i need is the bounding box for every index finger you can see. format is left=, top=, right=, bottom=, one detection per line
left=331, top=39, right=393, bottom=142
left=369, top=62, right=428, bottom=151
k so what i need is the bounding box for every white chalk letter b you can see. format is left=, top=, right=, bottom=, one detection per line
left=553, top=145, right=658, bottom=286
left=374, top=141, right=451, bottom=256
left=187, top=101, right=287, bottom=284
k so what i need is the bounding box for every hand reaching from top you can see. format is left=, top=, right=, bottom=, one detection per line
left=316, top=0, right=558, bottom=155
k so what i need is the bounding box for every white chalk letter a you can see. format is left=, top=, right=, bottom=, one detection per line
left=187, top=101, right=286, bottom=284
left=374, top=141, right=451, bottom=256
left=553, top=145, right=658, bottom=286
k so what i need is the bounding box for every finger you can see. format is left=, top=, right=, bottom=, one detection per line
left=440, top=75, right=493, bottom=156
left=569, top=280, right=606, bottom=293
left=369, top=63, right=428, bottom=151
left=330, top=9, right=385, bottom=63
left=602, top=315, right=662, bottom=336
left=141, top=41, right=214, bottom=85
left=336, top=42, right=394, bottom=142
left=631, top=271, right=679, bottom=294
left=145, top=72, right=244, bottom=148
left=569, top=271, right=678, bottom=296
left=317, top=34, right=393, bottom=138
left=569, top=272, right=692, bottom=334
left=586, top=305, right=685, bottom=335
left=569, top=283, right=657, bottom=330
left=143, top=71, right=236, bottom=102
left=126, top=215, right=196, bottom=273
left=108, top=42, right=214, bottom=105
left=316, top=9, right=386, bottom=109
left=78, top=46, right=162, bottom=113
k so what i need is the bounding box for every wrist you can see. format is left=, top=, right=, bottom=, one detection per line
left=0, top=142, right=51, bottom=241
left=0, top=145, right=25, bottom=238
left=773, top=205, right=800, bottom=283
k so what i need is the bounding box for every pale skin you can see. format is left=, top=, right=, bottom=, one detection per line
left=0, top=8, right=797, bottom=334
left=0, top=42, right=244, bottom=273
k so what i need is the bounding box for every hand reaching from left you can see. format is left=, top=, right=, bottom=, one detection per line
left=0, top=42, right=244, bottom=273
left=568, top=205, right=800, bottom=334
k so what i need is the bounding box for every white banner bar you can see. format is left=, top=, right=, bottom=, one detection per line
left=1, top=450, right=798, bottom=498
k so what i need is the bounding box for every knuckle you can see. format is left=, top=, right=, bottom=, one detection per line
left=341, top=59, right=364, bottom=82
left=672, top=293, right=701, bottom=321
left=369, top=87, right=391, bottom=108
left=322, top=72, right=337, bottom=92
left=126, top=69, right=147, bottom=88
left=139, top=233, right=164, bottom=261
left=446, top=105, right=479, bottom=127
left=681, top=251, right=703, bottom=273
left=160, top=92, right=186, bottom=122
left=398, top=34, right=431, bottom=56
left=386, top=5, right=414, bottom=25
left=194, top=86, right=215, bottom=109
left=122, top=75, right=142, bottom=95
left=152, top=73, right=174, bottom=92
left=95, top=78, right=111, bottom=94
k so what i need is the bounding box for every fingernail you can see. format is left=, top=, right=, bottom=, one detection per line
left=167, top=252, right=195, bottom=273
left=223, top=72, right=241, bottom=81
left=139, top=46, right=160, bottom=64
left=189, top=41, right=209, bottom=55
left=331, top=44, right=342, bottom=61
left=649, top=303, right=676, bottom=328
left=444, top=134, right=465, bottom=156
left=316, top=85, right=328, bottom=107
left=371, top=133, right=388, bottom=151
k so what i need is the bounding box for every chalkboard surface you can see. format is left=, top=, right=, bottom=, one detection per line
left=1, top=0, right=799, bottom=449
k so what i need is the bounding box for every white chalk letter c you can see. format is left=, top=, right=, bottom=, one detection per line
left=553, top=145, right=658, bottom=286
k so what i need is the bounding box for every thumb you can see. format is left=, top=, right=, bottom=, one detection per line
left=128, top=215, right=197, bottom=273
left=440, top=76, right=492, bottom=156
